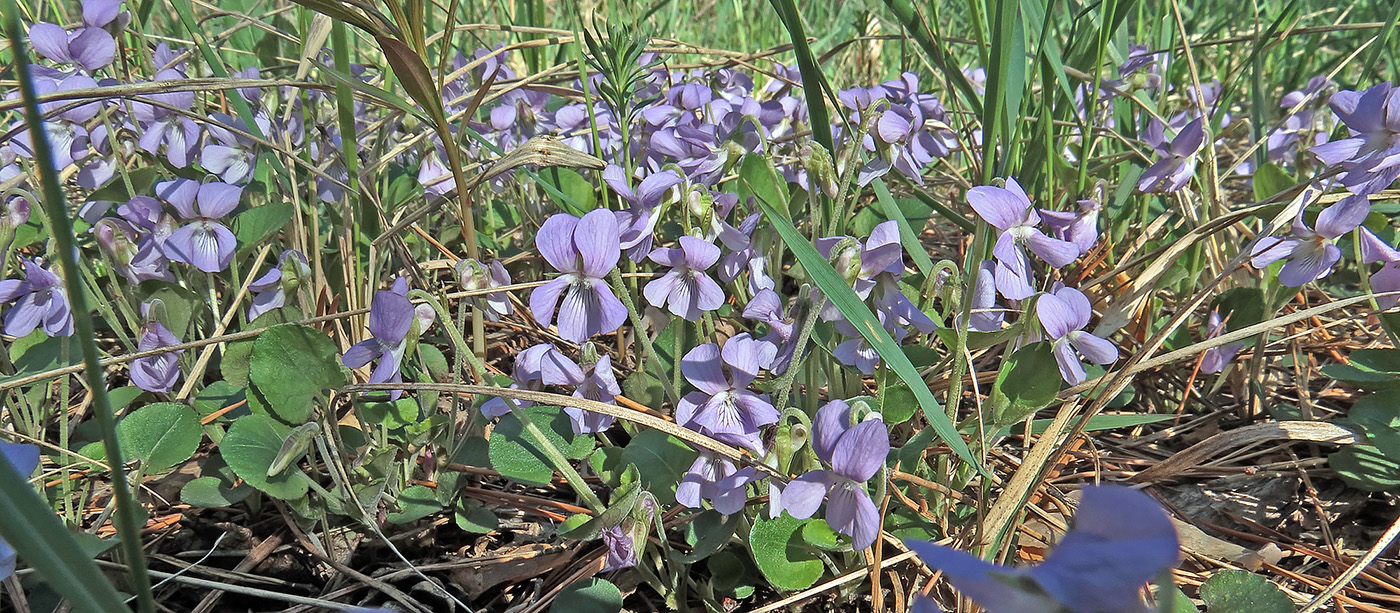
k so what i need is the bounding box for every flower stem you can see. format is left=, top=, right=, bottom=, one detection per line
left=608, top=269, right=681, bottom=407
left=772, top=293, right=826, bottom=413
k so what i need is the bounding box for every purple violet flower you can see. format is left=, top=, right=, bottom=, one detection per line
left=529, top=209, right=628, bottom=343
left=0, top=441, right=40, bottom=581
left=1039, top=197, right=1102, bottom=258
left=643, top=236, right=725, bottom=321
left=676, top=453, right=761, bottom=515
left=538, top=346, right=622, bottom=435
left=676, top=333, right=779, bottom=454
left=1137, top=118, right=1206, bottom=193
left=742, top=289, right=797, bottom=374
left=247, top=250, right=310, bottom=321
left=1310, top=82, right=1400, bottom=195
left=480, top=343, right=551, bottom=418
left=833, top=316, right=907, bottom=375
left=132, top=69, right=201, bottom=167
left=1360, top=228, right=1400, bottom=310
left=93, top=218, right=175, bottom=284
left=967, top=178, right=1080, bottom=300
left=601, top=525, right=636, bottom=572
left=905, top=485, right=1180, bottom=613
left=456, top=258, right=512, bottom=322
left=28, top=23, right=115, bottom=71
left=158, top=179, right=241, bottom=273
left=779, top=399, right=888, bottom=550
left=0, top=259, right=73, bottom=337
left=965, top=260, right=1006, bottom=332
left=1200, top=309, right=1244, bottom=374
left=130, top=318, right=182, bottom=393
left=201, top=113, right=268, bottom=184
left=1036, top=286, right=1118, bottom=385
left=1250, top=193, right=1370, bottom=287
left=342, top=287, right=415, bottom=399
left=603, top=164, right=684, bottom=262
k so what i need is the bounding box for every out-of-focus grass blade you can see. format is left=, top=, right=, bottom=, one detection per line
left=0, top=462, right=127, bottom=612
left=317, top=58, right=430, bottom=122
left=981, top=0, right=1020, bottom=182
left=753, top=198, right=983, bottom=475
left=879, top=0, right=984, bottom=117
left=871, top=178, right=933, bottom=277
left=767, top=0, right=834, bottom=154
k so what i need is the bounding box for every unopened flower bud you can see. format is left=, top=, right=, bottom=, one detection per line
left=799, top=144, right=838, bottom=198
left=828, top=237, right=862, bottom=285
left=278, top=250, right=311, bottom=293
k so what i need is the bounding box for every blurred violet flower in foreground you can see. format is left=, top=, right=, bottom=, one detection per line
left=1250, top=193, right=1370, bottom=287
left=677, top=452, right=761, bottom=515
left=0, top=259, right=73, bottom=337
left=778, top=399, right=888, bottom=550
left=968, top=177, right=1079, bottom=300
left=1310, top=82, right=1400, bottom=195
left=644, top=235, right=725, bottom=321
left=342, top=286, right=414, bottom=399
left=480, top=343, right=551, bottom=418
left=1136, top=118, right=1205, bottom=193
left=455, top=258, right=512, bottom=321
left=906, top=485, right=1180, bottom=613
left=247, top=250, right=310, bottom=321
left=1200, top=309, right=1244, bottom=374
left=530, top=209, right=628, bottom=343
left=158, top=179, right=241, bottom=273
left=130, top=311, right=182, bottom=393
left=676, top=333, right=778, bottom=454
left=1037, top=285, right=1118, bottom=385
left=0, top=441, right=40, bottom=581
left=1360, top=227, right=1400, bottom=309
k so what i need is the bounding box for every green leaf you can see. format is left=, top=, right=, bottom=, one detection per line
left=708, top=550, right=758, bottom=598
left=879, top=382, right=918, bottom=425
left=1252, top=163, right=1293, bottom=202
left=387, top=484, right=442, bottom=523
left=551, top=578, right=622, bottom=613
left=621, top=370, right=666, bottom=409
left=617, top=430, right=697, bottom=507
left=221, top=414, right=310, bottom=500
left=233, top=201, right=294, bottom=250
left=749, top=514, right=825, bottom=591
left=489, top=405, right=594, bottom=487
left=1330, top=445, right=1400, bottom=491
left=115, top=403, right=201, bottom=474
left=248, top=324, right=348, bottom=423
left=988, top=342, right=1061, bottom=428
left=753, top=196, right=981, bottom=475
left=194, top=381, right=247, bottom=419
left=552, top=168, right=597, bottom=212
left=222, top=308, right=302, bottom=386
left=362, top=398, right=420, bottom=429
left=375, top=35, right=445, bottom=120
left=737, top=153, right=791, bottom=220
left=801, top=517, right=847, bottom=550
left=1348, top=349, right=1400, bottom=375
left=3, top=332, right=79, bottom=384
left=1200, top=569, right=1295, bottom=613
left=180, top=475, right=253, bottom=508
left=454, top=499, right=499, bottom=533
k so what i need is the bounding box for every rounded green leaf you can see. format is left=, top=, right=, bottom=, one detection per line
left=550, top=578, right=622, bottom=613
left=617, top=430, right=697, bottom=506
left=1200, top=569, right=1294, bottom=613
left=386, top=484, right=442, bottom=523
left=222, top=414, right=309, bottom=500
left=181, top=476, right=252, bottom=508
left=249, top=324, right=348, bottom=423
left=750, top=514, right=824, bottom=591
left=454, top=499, right=499, bottom=534
left=116, top=402, right=201, bottom=473
left=489, top=405, right=594, bottom=487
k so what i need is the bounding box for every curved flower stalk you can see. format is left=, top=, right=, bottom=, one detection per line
left=1360, top=227, right=1400, bottom=309
left=455, top=258, right=512, bottom=322
left=247, top=250, right=310, bottom=321
left=1310, top=82, right=1400, bottom=195
left=1200, top=309, right=1244, bottom=374
left=906, top=485, right=1180, bottom=613
left=529, top=209, right=628, bottom=343
left=676, top=452, right=761, bottom=515
left=968, top=178, right=1080, bottom=300
left=0, top=259, right=73, bottom=337
left=676, top=333, right=779, bottom=454
left=0, top=441, right=40, bottom=581
left=1037, top=285, right=1118, bottom=385
left=1136, top=118, right=1205, bottom=193
left=130, top=305, right=182, bottom=393
left=778, top=399, right=888, bottom=550
left=1250, top=193, right=1369, bottom=287
left=157, top=179, right=241, bottom=273
left=643, top=235, right=725, bottom=321
left=342, top=286, right=415, bottom=400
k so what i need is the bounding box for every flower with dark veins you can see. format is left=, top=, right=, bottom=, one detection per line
left=158, top=179, right=241, bottom=273
left=779, top=399, right=889, bottom=550
left=643, top=235, right=725, bottom=322
left=529, top=209, right=628, bottom=343
left=1250, top=193, right=1370, bottom=287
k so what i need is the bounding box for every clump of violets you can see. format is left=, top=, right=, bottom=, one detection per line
left=1360, top=228, right=1400, bottom=309
left=1037, top=285, right=1118, bottom=385
left=130, top=303, right=182, bottom=393
left=455, top=258, right=512, bottom=321
left=0, top=441, right=40, bottom=581
left=778, top=399, right=889, bottom=550
left=1136, top=118, right=1205, bottom=193
left=247, top=250, right=310, bottom=320
left=906, top=485, right=1180, bottom=613
left=530, top=209, right=628, bottom=343
left=0, top=259, right=73, bottom=337
left=968, top=178, right=1080, bottom=300
left=342, top=284, right=415, bottom=399
left=28, top=20, right=115, bottom=72
left=1250, top=193, right=1369, bottom=287
left=1310, top=82, right=1400, bottom=195
left=157, top=179, right=242, bottom=273
left=676, top=333, right=779, bottom=454
left=643, top=235, right=725, bottom=321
